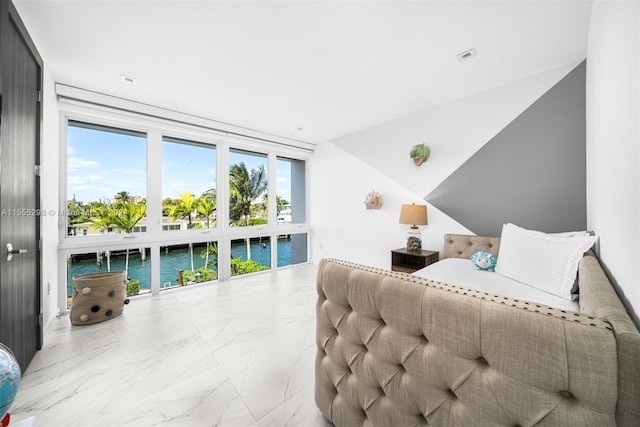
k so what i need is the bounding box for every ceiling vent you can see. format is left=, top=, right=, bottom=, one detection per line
left=457, top=48, right=478, bottom=62
left=120, top=75, right=137, bottom=84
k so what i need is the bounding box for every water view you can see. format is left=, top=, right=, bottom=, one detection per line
left=67, top=238, right=295, bottom=297
left=65, top=124, right=307, bottom=303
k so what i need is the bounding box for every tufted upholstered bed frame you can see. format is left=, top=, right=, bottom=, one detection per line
left=315, top=234, right=640, bottom=426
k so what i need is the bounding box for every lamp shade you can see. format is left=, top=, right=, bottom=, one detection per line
left=399, top=203, right=428, bottom=226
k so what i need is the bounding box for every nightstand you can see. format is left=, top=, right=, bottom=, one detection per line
left=391, top=248, right=439, bottom=273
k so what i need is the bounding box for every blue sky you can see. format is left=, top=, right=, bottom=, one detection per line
left=162, top=139, right=217, bottom=199
left=67, top=125, right=147, bottom=203
left=67, top=124, right=292, bottom=204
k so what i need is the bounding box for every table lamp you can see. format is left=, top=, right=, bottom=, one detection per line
left=399, top=203, right=428, bottom=251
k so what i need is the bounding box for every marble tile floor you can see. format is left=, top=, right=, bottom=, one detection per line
left=10, top=263, right=333, bottom=427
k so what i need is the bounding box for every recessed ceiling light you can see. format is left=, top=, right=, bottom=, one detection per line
left=456, top=48, right=478, bottom=62
left=120, top=75, right=137, bottom=84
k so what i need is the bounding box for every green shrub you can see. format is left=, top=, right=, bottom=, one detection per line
left=126, top=279, right=140, bottom=296
left=230, top=258, right=269, bottom=276
left=182, top=268, right=218, bottom=284
left=232, top=217, right=267, bottom=227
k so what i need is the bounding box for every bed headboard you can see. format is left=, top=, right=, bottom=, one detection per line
left=443, top=234, right=501, bottom=259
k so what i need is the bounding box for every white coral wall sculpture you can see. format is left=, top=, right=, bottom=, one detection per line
left=364, top=191, right=383, bottom=209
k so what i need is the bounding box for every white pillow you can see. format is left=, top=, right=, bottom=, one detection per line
left=551, top=230, right=593, bottom=238
left=494, top=223, right=597, bottom=301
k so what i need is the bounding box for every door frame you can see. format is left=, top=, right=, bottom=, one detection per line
left=0, top=0, right=44, bottom=360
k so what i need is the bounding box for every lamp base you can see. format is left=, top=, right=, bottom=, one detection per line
left=406, top=228, right=422, bottom=252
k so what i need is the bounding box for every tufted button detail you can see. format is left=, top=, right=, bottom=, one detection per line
left=448, top=389, right=457, bottom=399
left=478, top=356, right=488, bottom=365
left=559, top=390, right=573, bottom=398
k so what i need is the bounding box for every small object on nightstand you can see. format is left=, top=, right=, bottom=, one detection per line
left=391, top=248, right=439, bottom=273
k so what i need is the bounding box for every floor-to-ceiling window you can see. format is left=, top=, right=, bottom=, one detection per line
left=276, top=157, right=307, bottom=267
left=58, top=100, right=310, bottom=308
left=64, top=121, right=152, bottom=301
left=160, top=137, right=219, bottom=288
left=162, top=136, right=217, bottom=231
left=66, top=121, right=147, bottom=237
left=227, top=149, right=271, bottom=276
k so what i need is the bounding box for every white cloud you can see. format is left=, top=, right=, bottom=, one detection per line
left=68, top=157, right=100, bottom=170
left=111, top=168, right=145, bottom=177
left=97, top=186, right=114, bottom=195
left=68, top=174, right=103, bottom=185
left=72, top=184, right=97, bottom=191
left=68, top=176, right=85, bottom=184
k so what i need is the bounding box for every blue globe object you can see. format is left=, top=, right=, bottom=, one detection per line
left=0, top=343, right=21, bottom=420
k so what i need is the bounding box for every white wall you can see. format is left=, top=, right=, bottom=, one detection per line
left=309, top=64, right=576, bottom=268
left=309, top=142, right=470, bottom=269
left=586, top=1, right=640, bottom=323
left=40, top=68, right=61, bottom=334
left=333, top=63, right=578, bottom=198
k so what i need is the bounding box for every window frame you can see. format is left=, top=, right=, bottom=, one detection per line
left=57, top=101, right=311, bottom=311
left=161, top=135, right=219, bottom=234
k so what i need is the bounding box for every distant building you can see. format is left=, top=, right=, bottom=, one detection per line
left=277, top=204, right=292, bottom=224
left=67, top=216, right=214, bottom=236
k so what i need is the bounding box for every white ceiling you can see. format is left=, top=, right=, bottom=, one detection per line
left=14, top=0, right=592, bottom=144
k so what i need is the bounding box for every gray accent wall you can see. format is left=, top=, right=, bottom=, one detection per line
left=426, top=61, right=586, bottom=236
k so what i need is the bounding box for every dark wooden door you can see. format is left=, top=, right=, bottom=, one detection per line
left=0, top=1, right=42, bottom=372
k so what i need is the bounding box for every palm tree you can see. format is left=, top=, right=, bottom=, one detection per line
left=110, top=201, right=147, bottom=275
left=196, top=193, right=216, bottom=228
left=87, top=206, right=116, bottom=271
left=201, top=241, right=218, bottom=270
left=196, top=192, right=217, bottom=269
left=89, top=206, right=116, bottom=235
left=229, top=163, right=267, bottom=226
left=90, top=201, right=146, bottom=276
left=229, top=163, right=267, bottom=260
left=168, top=192, right=199, bottom=269
left=114, top=191, right=131, bottom=204
left=111, top=201, right=147, bottom=233
left=162, top=197, right=179, bottom=217
left=201, top=188, right=216, bottom=202
left=169, top=192, right=197, bottom=229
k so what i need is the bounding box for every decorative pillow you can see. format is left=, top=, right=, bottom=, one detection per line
left=494, top=223, right=597, bottom=301
left=552, top=230, right=594, bottom=297
left=470, top=250, right=496, bottom=272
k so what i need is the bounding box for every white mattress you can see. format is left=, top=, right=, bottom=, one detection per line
left=413, top=258, right=580, bottom=312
